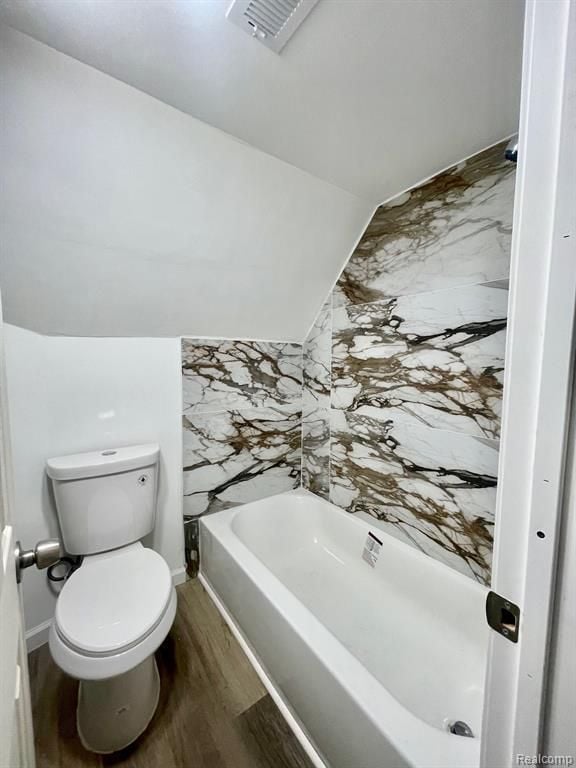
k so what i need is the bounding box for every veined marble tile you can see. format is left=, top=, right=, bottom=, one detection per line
left=332, top=281, right=508, bottom=438
left=302, top=405, right=330, bottom=500
left=302, top=297, right=332, bottom=410
left=183, top=405, right=301, bottom=517
left=329, top=409, right=498, bottom=583
left=334, top=142, right=515, bottom=307
left=182, top=339, right=302, bottom=415
left=302, top=298, right=332, bottom=499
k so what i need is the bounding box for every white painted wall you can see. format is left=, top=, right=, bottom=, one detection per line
left=3, top=324, right=184, bottom=649
left=0, top=26, right=372, bottom=341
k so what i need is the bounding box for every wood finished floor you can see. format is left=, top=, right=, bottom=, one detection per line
left=29, top=579, right=314, bottom=768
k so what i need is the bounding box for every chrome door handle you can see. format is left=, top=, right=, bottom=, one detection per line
left=15, top=539, right=62, bottom=583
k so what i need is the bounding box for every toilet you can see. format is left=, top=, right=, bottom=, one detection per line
left=45, top=443, right=177, bottom=754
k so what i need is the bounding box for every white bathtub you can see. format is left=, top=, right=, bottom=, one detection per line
left=200, top=490, right=488, bottom=768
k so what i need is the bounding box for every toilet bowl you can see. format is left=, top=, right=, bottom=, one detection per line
left=49, top=544, right=176, bottom=679
left=49, top=545, right=177, bottom=752
left=46, top=443, right=177, bottom=753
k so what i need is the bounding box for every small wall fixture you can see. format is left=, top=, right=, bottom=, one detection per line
left=226, top=0, right=320, bottom=53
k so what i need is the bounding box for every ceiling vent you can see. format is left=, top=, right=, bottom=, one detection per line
left=226, top=0, right=320, bottom=53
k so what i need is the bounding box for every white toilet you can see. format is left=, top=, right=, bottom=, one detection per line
left=45, top=443, right=177, bottom=754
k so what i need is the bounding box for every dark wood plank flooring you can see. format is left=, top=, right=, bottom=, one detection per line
left=28, top=579, right=314, bottom=768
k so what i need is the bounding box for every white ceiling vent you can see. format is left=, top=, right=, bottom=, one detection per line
left=226, top=0, right=320, bottom=53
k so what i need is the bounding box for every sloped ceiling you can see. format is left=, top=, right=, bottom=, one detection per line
left=0, top=0, right=524, bottom=202
left=0, top=26, right=371, bottom=340
left=0, top=1, right=524, bottom=340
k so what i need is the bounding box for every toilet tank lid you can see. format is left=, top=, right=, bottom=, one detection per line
left=46, top=443, right=160, bottom=481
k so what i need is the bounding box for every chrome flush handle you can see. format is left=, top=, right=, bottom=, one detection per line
left=15, top=539, right=62, bottom=583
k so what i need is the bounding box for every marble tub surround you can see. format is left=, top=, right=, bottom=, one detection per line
left=182, top=339, right=302, bottom=520
left=331, top=281, right=508, bottom=439
left=334, top=141, right=515, bottom=308
left=299, top=141, right=514, bottom=583
left=330, top=409, right=498, bottom=583
left=301, top=409, right=330, bottom=500
left=302, top=298, right=331, bottom=409
left=182, top=339, right=302, bottom=415
left=183, top=405, right=302, bottom=517
left=302, top=299, right=331, bottom=499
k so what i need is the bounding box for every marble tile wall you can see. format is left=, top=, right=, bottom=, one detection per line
left=182, top=339, right=303, bottom=519
left=302, top=141, right=515, bottom=584
left=302, top=298, right=331, bottom=500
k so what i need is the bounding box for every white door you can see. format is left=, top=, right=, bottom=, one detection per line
left=481, top=0, right=576, bottom=764
left=0, top=292, right=36, bottom=768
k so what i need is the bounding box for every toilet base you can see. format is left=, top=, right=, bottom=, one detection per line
left=77, top=655, right=160, bottom=754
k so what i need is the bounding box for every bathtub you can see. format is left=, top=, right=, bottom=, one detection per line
left=199, top=490, right=488, bottom=768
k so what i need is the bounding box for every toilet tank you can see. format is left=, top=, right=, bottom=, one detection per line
left=46, top=444, right=160, bottom=555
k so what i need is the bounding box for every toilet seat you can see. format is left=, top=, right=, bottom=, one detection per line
left=49, top=543, right=177, bottom=680
left=55, top=543, right=172, bottom=656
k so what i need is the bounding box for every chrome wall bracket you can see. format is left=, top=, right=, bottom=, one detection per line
left=183, top=517, right=199, bottom=578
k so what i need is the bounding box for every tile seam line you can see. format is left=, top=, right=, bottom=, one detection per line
left=332, top=276, right=511, bottom=316
left=183, top=402, right=303, bottom=417
left=329, top=408, right=501, bottom=446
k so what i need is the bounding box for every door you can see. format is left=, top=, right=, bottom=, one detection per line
left=0, top=291, right=36, bottom=768
left=481, top=0, right=576, bottom=764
